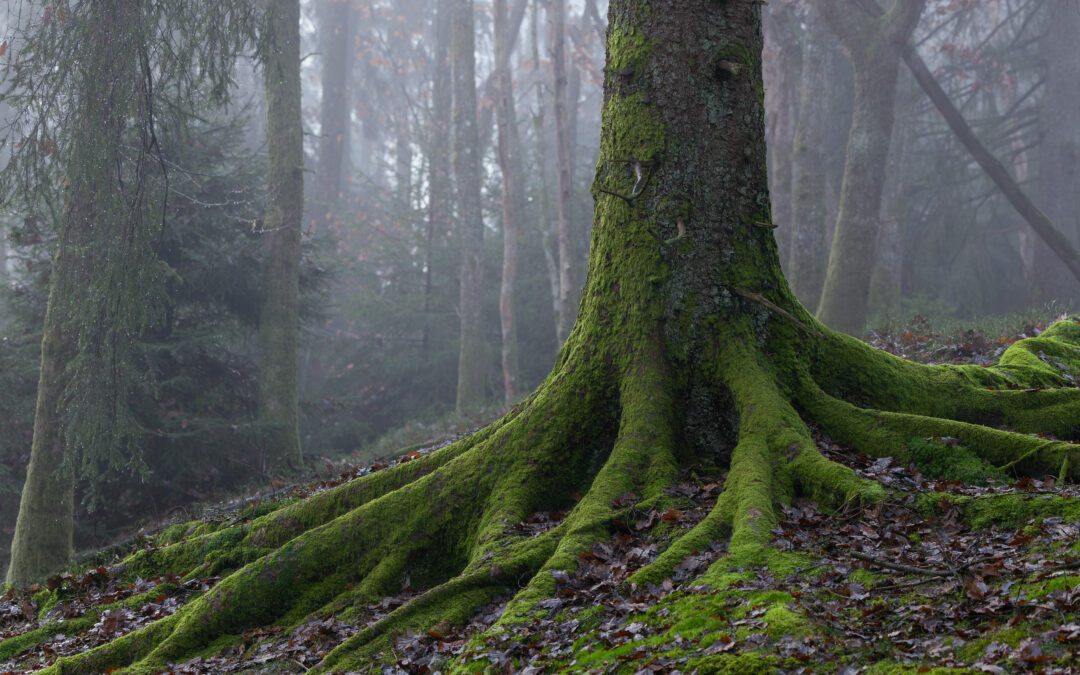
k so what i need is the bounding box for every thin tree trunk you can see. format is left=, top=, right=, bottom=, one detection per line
left=789, top=6, right=832, bottom=308
left=532, top=0, right=561, bottom=338
left=495, top=0, right=524, bottom=405
left=764, top=2, right=800, bottom=262
left=424, top=0, right=454, bottom=360
left=816, top=0, right=925, bottom=335
left=452, top=0, right=488, bottom=414
left=551, top=0, right=575, bottom=344
left=314, top=0, right=352, bottom=234
left=870, top=69, right=915, bottom=317
left=258, top=0, right=304, bottom=473
left=475, top=0, right=533, bottom=156
left=396, top=118, right=412, bottom=210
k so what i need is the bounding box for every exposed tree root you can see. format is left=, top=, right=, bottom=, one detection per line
left=800, top=377, right=1080, bottom=479
left=34, top=318, right=1080, bottom=674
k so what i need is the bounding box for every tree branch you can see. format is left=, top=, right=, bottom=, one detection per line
left=855, top=0, right=1080, bottom=284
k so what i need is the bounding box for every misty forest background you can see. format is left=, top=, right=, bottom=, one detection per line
left=1, top=0, right=1078, bottom=574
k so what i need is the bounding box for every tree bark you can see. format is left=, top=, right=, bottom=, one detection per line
left=258, top=0, right=304, bottom=473
left=816, top=0, right=926, bottom=334
left=788, top=5, right=834, bottom=309
left=313, top=0, right=352, bottom=235
left=551, top=0, right=576, bottom=345
left=452, top=0, right=488, bottom=414
left=494, top=0, right=524, bottom=405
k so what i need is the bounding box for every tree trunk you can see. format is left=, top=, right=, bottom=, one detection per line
left=423, top=0, right=454, bottom=360
left=47, top=1, right=1080, bottom=670
left=551, top=0, right=576, bottom=345
left=870, top=69, right=915, bottom=317
left=763, top=2, right=800, bottom=264
left=395, top=118, right=412, bottom=210
left=531, top=0, right=562, bottom=340
left=1033, top=0, right=1080, bottom=301
left=816, top=0, right=925, bottom=335
left=6, top=0, right=143, bottom=587
left=452, top=0, right=488, bottom=414
left=788, top=6, right=833, bottom=309
left=258, top=0, right=304, bottom=473
left=313, top=0, right=352, bottom=235
left=495, top=0, right=524, bottom=405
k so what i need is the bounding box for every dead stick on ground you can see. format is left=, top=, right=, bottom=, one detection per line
left=849, top=551, right=953, bottom=577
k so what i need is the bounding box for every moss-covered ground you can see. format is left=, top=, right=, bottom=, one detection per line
left=2, top=319, right=1079, bottom=674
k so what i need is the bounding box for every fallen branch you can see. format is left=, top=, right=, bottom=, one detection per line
left=849, top=551, right=953, bottom=577
left=856, top=0, right=1080, bottom=285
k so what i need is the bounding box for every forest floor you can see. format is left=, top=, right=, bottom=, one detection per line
left=2, top=317, right=1079, bottom=674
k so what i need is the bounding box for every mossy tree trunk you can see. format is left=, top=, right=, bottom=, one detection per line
left=815, top=0, right=925, bottom=334
left=495, top=0, right=524, bottom=405
left=257, top=0, right=304, bottom=474
left=42, top=1, right=1080, bottom=672
left=5, top=0, right=146, bottom=589
left=452, top=0, right=489, bottom=415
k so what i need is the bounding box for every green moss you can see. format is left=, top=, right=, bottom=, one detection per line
left=909, top=438, right=1002, bottom=484
left=865, top=665, right=976, bottom=675
left=1018, top=574, right=1080, bottom=599
left=606, top=23, right=651, bottom=75
left=689, top=651, right=782, bottom=674
left=955, top=625, right=1029, bottom=662
left=925, top=492, right=1080, bottom=528
left=848, top=568, right=882, bottom=587
left=760, top=603, right=805, bottom=638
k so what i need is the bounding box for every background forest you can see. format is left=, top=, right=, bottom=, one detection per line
left=0, top=0, right=1077, bottom=576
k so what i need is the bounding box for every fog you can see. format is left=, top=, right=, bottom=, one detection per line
left=0, top=0, right=1077, bottom=571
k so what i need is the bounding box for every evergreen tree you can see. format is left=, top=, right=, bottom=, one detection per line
left=1, top=0, right=255, bottom=586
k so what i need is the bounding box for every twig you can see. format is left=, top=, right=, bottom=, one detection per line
left=849, top=551, right=953, bottom=577
left=732, top=288, right=823, bottom=337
